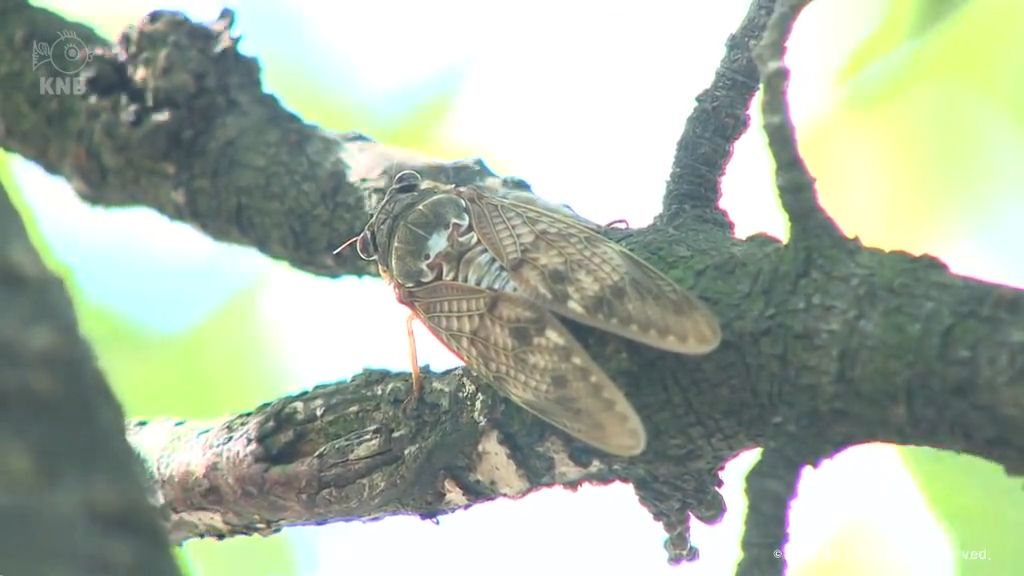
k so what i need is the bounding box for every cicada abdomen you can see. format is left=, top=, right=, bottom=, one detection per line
left=349, top=174, right=721, bottom=456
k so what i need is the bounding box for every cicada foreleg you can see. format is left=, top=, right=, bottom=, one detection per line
left=401, top=312, right=422, bottom=413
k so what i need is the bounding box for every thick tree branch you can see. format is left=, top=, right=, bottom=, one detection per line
left=123, top=225, right=1024, bottom=567
left=1, top=1, right=1022, bottom=574
left=660, top=0, right=775, bottom=233
left=127, top=371, right=630, bottom=544
left=0, top=1, right=504, bottom=276
left=739, top=1, right=1019, bottom=572
left=752, top=0, right=844, bottom=249
left=0, top=179, right=179, bottom=574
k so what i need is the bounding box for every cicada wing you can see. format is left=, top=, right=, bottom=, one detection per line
left=402, top=281, right=647, bottom=457
left=462, top=190, right=721, bottom=355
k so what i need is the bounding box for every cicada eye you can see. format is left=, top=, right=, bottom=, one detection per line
left=356, top=231, right=377, bottom=260
left=389, top=170, right=422, bottom=195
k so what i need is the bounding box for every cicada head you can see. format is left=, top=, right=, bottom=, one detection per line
left=336, top=171, right=432, bottom=274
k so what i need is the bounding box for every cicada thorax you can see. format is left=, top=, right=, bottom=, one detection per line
left=386, top=192, right=516, bottom=294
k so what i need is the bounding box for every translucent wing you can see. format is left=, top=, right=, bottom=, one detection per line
left=461, top=189, right=722, bottom=355
left=401, top=281, right=646, bottom=456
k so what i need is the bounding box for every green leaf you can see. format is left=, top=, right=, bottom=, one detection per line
left=900, top=448, right=1024, bottom=576
left=77, top=278, right=288, bottom=418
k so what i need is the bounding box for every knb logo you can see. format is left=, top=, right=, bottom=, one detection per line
left=32, top=30, right=93, bottom=95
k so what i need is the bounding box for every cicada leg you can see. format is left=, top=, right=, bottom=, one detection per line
left=401, top=312, right=422, bottom=413
left=603, top=218, right=630, bottom=229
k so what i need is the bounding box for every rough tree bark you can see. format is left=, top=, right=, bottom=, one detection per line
left=0, top=1, right=1020, bottom=575
left=0, top=119, right=180, bottom=576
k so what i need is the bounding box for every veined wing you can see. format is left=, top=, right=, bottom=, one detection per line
left=461, top=189, right=721, bottom=355
left=401, top=281, right=646, bottom=457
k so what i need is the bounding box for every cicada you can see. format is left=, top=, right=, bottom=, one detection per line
left=338, top=172, right=721, bottom=456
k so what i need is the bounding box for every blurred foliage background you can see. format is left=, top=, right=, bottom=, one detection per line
left=2, top=0, right=1021, bottom=574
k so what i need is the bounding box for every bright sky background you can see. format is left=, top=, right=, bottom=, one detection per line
left=12, top=0, right=1022, bottom=574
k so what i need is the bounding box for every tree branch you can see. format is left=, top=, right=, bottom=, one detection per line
left=738, top=1, right=1020, bottom=573
left=0, top=2, right=504, bottom=277
left=660, top=0, right=776, bottom=233
left=752, top=0, right=844, bottom=249
left=1, top=2, right=1022, bottom=574
left=738, top=445, right=811, bottom=574
left=0, top=177, right=179, bottom=574
left=127, top=370, right=626, bottom=544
